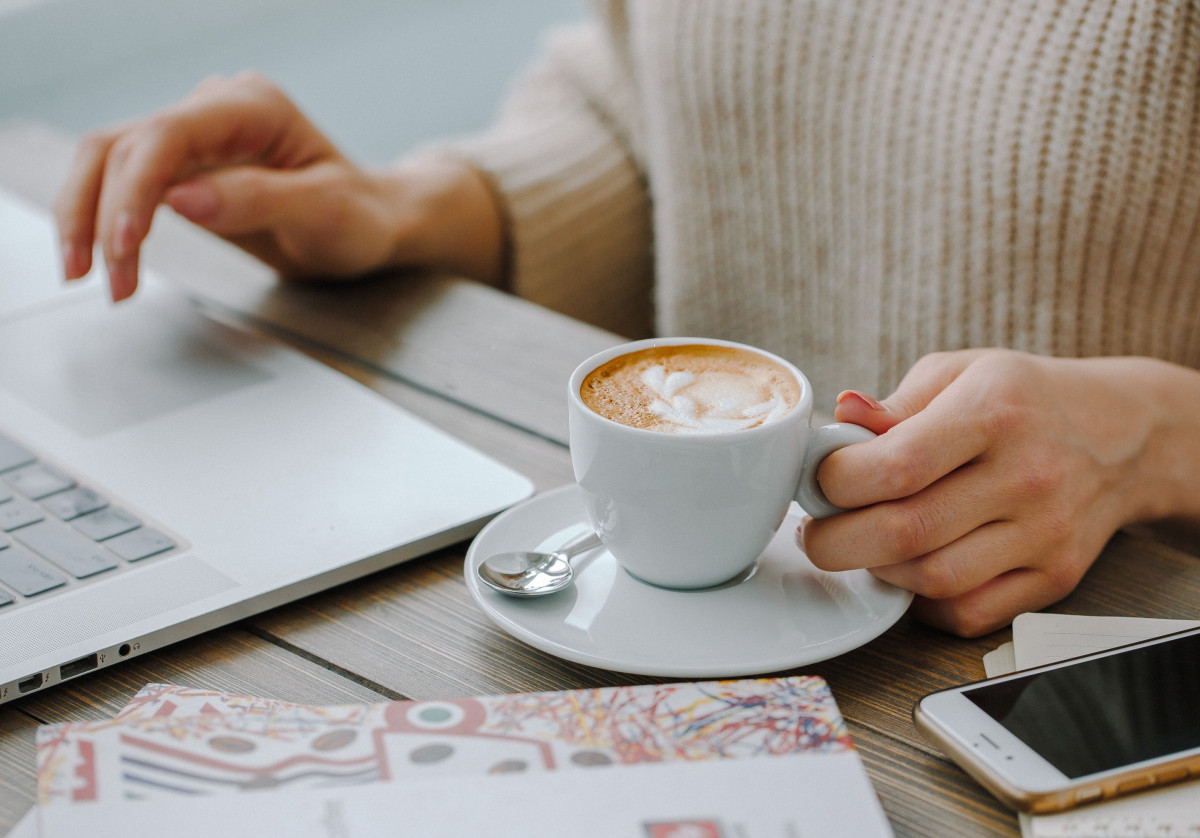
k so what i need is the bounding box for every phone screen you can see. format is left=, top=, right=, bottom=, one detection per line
left=962, top=631, right=1200, bottom=779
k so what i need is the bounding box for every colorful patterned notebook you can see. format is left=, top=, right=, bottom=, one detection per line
left=38, top=677, right=853, bottom=806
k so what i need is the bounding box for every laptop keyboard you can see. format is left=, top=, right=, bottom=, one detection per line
left=0, top=432, right=176, bottom=609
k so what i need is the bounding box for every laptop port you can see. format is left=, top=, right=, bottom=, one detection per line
left=18, top=673, right=43, bottom=693
left=59, top=653, right=98, bottom=680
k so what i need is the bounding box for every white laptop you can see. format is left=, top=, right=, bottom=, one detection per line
left=0, top=187, right=533, bottom=705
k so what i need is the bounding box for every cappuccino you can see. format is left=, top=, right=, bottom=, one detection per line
left=580, top=344, right=802, bottom=434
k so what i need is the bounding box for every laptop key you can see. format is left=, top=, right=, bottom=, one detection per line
left=0, top=589, right=13, bottom=607
left=0, top=544, right=67, bottom=595
left=0, top=498, right=45, bottom=531
left=72, top=508, right=141, bottom=541
left=41, top=487, right=108, bottom=521
left=15, top=520, right=119, bottom=578
left=106, top=528, right=175, bottom=562
left=0, top=434, right=36, bottom=473
left=4, top=463, right=75, bottom=500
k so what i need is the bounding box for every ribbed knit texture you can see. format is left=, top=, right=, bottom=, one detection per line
left=453, top=0, right=1200, bottom=404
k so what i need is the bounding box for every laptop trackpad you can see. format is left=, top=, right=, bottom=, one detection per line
left=0, top=290, right=272, bottom=437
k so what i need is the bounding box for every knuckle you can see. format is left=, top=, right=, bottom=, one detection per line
left=1039, top=552, right=1086, bottom=601
left=1015, top=451, right=1067, bottom=501
left=907, top=554, right=963, bottom=600
left=233, top=71, right=286, bottom=103
left=938, top=605, right=997, bottom=639
left=877, top=505, right=935, bottom=558
left=874, top=445, right=927, bottom=498
left=78, top=128, right=116, bottom=158
left=190, top=73, right=234, bottom=97
left=106, top=131, right=137, bottom=168
left=913, top=350, right=958, bottom=374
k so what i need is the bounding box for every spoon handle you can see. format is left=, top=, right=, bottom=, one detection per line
left=558, top=530, right=604, bottom=558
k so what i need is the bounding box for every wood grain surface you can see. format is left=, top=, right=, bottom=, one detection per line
left=1, top=120, right=1198, bottom=838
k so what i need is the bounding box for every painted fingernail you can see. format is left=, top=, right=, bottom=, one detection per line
left=836, top=390, right=885, bottom=411
left=112, top=210, right=137, bottom=260
left=61, top=240, right=84, bottom=279
left=107, top=259, right=135, bottom=302
left=795, top=516, right=811, bottom=549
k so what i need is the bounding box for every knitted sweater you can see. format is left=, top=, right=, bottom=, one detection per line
left=452, top=0, right=1200, bottom=404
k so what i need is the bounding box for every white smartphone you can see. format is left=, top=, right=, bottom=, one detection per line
left=914, top=625, right=1200, bottom=814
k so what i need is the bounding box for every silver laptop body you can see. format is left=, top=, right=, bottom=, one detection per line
left=0, top=188, right=533, bottom=704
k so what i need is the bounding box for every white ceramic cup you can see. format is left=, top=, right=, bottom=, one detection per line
left=567, top=337, right=875, bottom=590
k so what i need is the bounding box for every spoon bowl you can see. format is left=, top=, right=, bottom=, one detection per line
left=477, top=530, right=603, bottom=596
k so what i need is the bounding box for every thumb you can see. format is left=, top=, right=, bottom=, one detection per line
left=165, top=165, right=318, bottom=236
left=834, top=350, right=984, bottom=433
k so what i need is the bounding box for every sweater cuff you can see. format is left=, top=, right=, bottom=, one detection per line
left=440, top=25, right=654, bottom=339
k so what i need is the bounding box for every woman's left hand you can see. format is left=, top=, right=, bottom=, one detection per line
left=801, top=348, right=1200, bottom=637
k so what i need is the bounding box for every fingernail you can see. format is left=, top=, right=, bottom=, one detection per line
left=836, top=389, right=885, bottom=411
left=107, top=260, right=135, bottom=302
left=112, top=210, right=137, bottom=259
left=795, top=515, right=812, bottom=550
left=61, top=240, right=84, bottom=279
left=166, top=180, right=218, bottom=222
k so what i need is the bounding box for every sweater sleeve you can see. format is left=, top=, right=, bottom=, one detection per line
left=441, top=20, right=654, bottom=339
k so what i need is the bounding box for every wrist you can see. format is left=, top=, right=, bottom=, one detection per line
left=1091, top=357, right=1200, bottom=524
left=373, top=153, right=507, bottom=286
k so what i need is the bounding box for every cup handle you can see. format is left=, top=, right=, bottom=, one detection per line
left=795, top=423, right=878, bottom=519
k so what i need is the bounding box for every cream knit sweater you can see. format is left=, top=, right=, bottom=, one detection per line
left=453, top=0, right=1200, bottom=403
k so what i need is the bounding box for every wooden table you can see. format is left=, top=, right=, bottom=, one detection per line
left=2, top=122, right=1199, bottom=838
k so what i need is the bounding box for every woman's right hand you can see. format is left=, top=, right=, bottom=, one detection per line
left=55, top=72, right=506, bottom=301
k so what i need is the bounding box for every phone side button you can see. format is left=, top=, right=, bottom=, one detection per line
left=1116, top=777, right=1153, bottom=795
left=1074, top=787, right=1104, bottom=805
left=1154, top=767, right=1189, bottom=784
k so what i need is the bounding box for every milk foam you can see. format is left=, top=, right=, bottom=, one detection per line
left=640, top=365, right=791, bottom=433
left=580, top=345, right=801, bottom=434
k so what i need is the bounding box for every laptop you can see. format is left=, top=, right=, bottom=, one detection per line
left=0, top=187, right=534, bottom=705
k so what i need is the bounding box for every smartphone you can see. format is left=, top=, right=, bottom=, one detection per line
left=913, top=625, right=1200, bottom=814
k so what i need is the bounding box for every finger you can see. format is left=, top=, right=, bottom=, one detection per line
left=53, top=127, right=123, bottom=280
left=94, top=80, right=329, bottom=299
left=833, top=390, right=903, bottom=435
left=864, top=520, right=1025, bottom=598
left=907, top=567, right=1071, bottom=638
left=818, top=358, right=1001, bottom=509
left=165, top=164, right=330, bottom=237
left=879, top=349, right=996, bottom=421
left=803, top=461, right=1000, bottom=570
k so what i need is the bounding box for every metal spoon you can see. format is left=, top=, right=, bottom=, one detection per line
left=477, top=530, right=604, bottom=596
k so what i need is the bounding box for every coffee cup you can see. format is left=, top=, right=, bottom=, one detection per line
left=567, top=337, right=875, bottom=590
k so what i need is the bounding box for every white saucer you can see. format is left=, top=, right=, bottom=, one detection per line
left=465, top=485, right=913, bottom=678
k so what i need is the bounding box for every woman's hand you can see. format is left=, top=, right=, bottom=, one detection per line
left=55, top=72, right=505, bottom=301
left=802, top=348, right=1200, bottom=637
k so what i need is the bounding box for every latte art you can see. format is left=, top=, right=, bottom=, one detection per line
left=580, top=344, right=802, bottom=434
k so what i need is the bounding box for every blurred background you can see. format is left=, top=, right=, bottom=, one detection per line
left=0, top=0, right=583, bottom=165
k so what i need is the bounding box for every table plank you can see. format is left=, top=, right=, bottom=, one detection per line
left=852, top=722, right=1018, bottom=838
left=251, top=550, right=636, bottom=699
left=0, top=709, right=38, bottom=832
left=0, top=628, right=392, bottom=835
